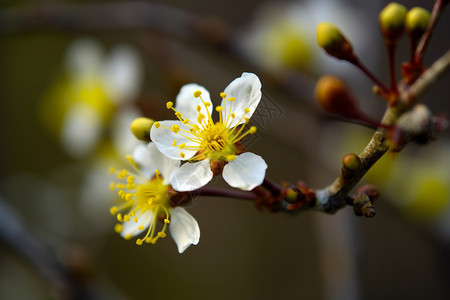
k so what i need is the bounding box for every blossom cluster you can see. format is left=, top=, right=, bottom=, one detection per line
left=109, top=73, right=268, bottom=253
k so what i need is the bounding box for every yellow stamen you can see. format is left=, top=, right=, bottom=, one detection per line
left=114, top=224, right=123, bottom=233
left=110, top=206, right=118, bottom=215
left=166, top=101, right=173, bottom=109
left=193, top=90, right=202, bottom=98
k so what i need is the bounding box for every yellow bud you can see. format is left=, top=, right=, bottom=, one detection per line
left=379, top=2, right=407, bottom=40
left=342, top=153, right=361, bottom=172
left=406, top=7, right=430, bottom=38
left=316, top=22, right=354, bottom=60
left=130, top=117, right=155, bottom=141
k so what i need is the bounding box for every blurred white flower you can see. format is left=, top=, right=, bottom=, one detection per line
left=41, top=38, right=143, bottom=158
left=239, top=0, right=377, bottom=76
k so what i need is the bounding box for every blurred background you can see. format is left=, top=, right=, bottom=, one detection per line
left=0, top=0, right=449, bottom=299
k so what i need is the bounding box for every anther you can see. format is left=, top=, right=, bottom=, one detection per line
left=126, top=176, right=134, bottom=184
left=171, top=124, right=180, bottom=133
left=196, top=105, right=201, bottom=112
left=110, top=206, right=118, bottom=215
left=136, top=239, right=143, bottom=245
left=164, top=219, right=170, bottom=224
left=180, top=152, right=185, bottom=158
left=216, top=106, right=223, bottom=112
left=220, top=92, right=226, bottom=98
left=249, top=126, right=257, bottom=134
left=117, top=214, right=123, bottom=222
left=166, top=101, right=173, bottom=109
left=205, top=102, right=211, bottom=107
left=179, top=143, right=186, bottom=149
left=109, top=182, right=115, bottom=190
left=138, top=225, right=144, bottom=230
left=172, top=140, right=177, bottom=147
left=228, top=97, right=235, bottom=102
left=123, top=215, right=130, bottom=222
left=114, top=224, right=123, bottom=233
left=226, top=154, right=236, bottom=161
left=154, top=122, right=160, bottom=128
left=193, top=90, right=202, bottom=98
left=244, top=108, right=251, bottom=113
left=158, top=232, right=167, bottom=238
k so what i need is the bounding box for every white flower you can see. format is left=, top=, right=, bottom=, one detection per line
left=41, top=38, right=143, bottom=158
left=238, top=0, right=377, bottom=76
left=109, top=143, right=200, bottom=253
left=150, top=72, right=268, bottom=191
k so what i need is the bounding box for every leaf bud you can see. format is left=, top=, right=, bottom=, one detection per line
left=316, top=22, right=354, bottom=60
left=406, top=7, right=430, bottom=38
left=130, top=117, right=154, bottom=142
left=379, top=2, right=407, bottom=40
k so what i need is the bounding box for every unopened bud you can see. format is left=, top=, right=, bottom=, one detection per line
left=316, top=22, right=354, bottom=60
left=282, top=187, right=301, bottom=204
left=314, top=76, right=359, bottom=119
left=130, top=117, right=154, bottom=141
left=379, top=2, right=407, bottom=40
left=406, top=7, right=430, bottom=38
left=342, top=153, right=361, bottom=172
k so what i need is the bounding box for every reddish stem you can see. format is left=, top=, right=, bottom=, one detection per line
left=414, top=0, right=446, bottom=66
left=194, top=187, right=257, bottom=201
left=387, top=42, right=398, bottom=92
left=349, top=57, right=389, bottom=95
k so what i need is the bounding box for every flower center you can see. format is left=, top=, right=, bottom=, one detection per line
left=109, top=156, right=171, bottom=245
left=158, top=91, right=257, bottom=162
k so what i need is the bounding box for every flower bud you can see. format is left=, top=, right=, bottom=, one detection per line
left=342, top=153, right=361, bottom=172
left=406, top=7, right=430, bottom=38
left=314, top=75, right=360, bottom=119
left=379, top=2, right=407, bottom=40
left=316, top=22, right=354, bottom=60
left=130, top=117, right=154, bottom=141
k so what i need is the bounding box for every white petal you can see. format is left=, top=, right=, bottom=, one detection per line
left=150, top=120, right=198, bottom=160
left=221, top=73, right=262, bottom=128
left=121, top=209, right=153, bottom=238
left=169, top=159, right=213, bottom=191
left=222, top=152, right=267, bottom=190
left=175, top=84, right=213, bottom=125
left=65, top=38, right=103, bottom=76
left=103, top=45, right=142, bottom=104
left=61, top=102, right=103, bottom=158
left=132, top=143, right=180, bottom=184
left=169, top=207, right=200, bottom=253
